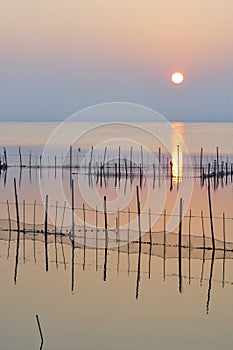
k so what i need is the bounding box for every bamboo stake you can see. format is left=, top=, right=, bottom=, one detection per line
left=54, top=201, right=58, bottom=268
left=83, top=203, right=86, bottom=271
left=70, top=145, right=72, bottom=188
left=14, top=178, right=20, bottom=284
left=127, top=207, right=130, bottom=275
left=7, top=200, right=12, bottom=259
left=222, top=212, right=226, bottom=288
left=19, top=146, right=22, bottom=168
left=71, top=179, right=75, bottom=291
left=188, top=209, right=191, bottom=285
left=201, top=211, right=205, bottom=249
left=23, top=199, right=26, bottom=263
left=35, top=315, right=44, bottom=348
left=207, top=163, right=215, bottom=250
left=44, top=195, right=49, bottom=272
left=103, top=196, right=108, bottom=281
left=178, top=198, right=183, bottom=293
left=95, top=206, right=98, bottom=272
left=136, top=186, right=142, bottom=300
left=163, top=209, right=166, bottom=281
left=148, top=208, right=152, bottom=279
left=60, top=201, right=67, bottom=269
left=200, top=147, right=203, bottom=179
left=33, top=200, right=36, bottom=263
left=206, top=250, right=215, bottom=314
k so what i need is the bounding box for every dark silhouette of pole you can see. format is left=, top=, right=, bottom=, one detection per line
left=44, top=195, right=49, bottom=272
left=207, top=163, right=215, bottom=250
left=14, top=178, right=20, bottom=284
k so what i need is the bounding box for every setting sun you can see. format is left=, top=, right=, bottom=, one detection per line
left=171, top=72, right=184, bottom=84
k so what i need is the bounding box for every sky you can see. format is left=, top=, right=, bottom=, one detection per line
left=0, top=0, right=233, bottom=122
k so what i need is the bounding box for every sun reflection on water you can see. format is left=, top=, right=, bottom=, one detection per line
left=172, top=123, right=184, bottom=182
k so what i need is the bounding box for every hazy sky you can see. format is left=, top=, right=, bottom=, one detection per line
left=0, top=0, right=233, bottom=122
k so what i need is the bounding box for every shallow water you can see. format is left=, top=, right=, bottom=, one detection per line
left=0, top=122, right=233, bottom=349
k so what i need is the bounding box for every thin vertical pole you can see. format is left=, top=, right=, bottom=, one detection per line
left=54, top=201, right=58, bottom=268
left=35, top=315, right=44, bottom=348
left=188, top=209, right=191, bottom=285
left=127, top=207, right=131, bottom=275
left=23, top=199, right=26, bottom=263
left=200, top=147, right=203, bottom=178
left=178, top=198, right=183, bottom=293
left=95, top=206, right=98, bottom=271
left=44, top=195, right=49, bottom=272
left=7, top=200, right=12, bottom=259
left=222, top=212, right=226, bottom=288
left=83, top=203, right=86, bottom=271
left=14, top=178, right=20, bottom=284
left=71, top=179, right=75, bottom=291
left=223, top=212, right=226, bottom=252
left=70, top=145, right=72, bottom=187
left=148, top=208, right=152, bottom=279
left=208, top=163, right=215, bottom=250
left=163, top=209, right=166, bottom=281
left=60, top=201, right=67, bottom=269
left=19, top=146, right=22, bottom=168
left=103, top=196, right=108, bottom=281
left=136, top=186, right=142, bottom=299
left=33, top=200, right=36, bottom=263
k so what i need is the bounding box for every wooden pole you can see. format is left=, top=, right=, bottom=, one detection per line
left=163, top=209, right=166, bottom=281
left=200, top=147, right=203, bottom=178
left=54, top=201, right=58, bottom=268
left=35, top=315, right=44, bottom=348
left=130, top=146, right=133, bottom=181
left=178, top=198, right=183, bottom=293
left=124, top=158, right=128, bottom=179
left=44, top=195, right=49, bottom=272
left=201, top=211, right=205, bottom=250
left=148, top=208, right=152, bottom=279
left=3, top=147, right=7, bottom=167
left=23, top=199, right=26, bottom=263
left=70, top=145, right=72, bottom=188
left=95, top=206, right=98, bottom=272
left=19, top=146, right=22, bottom=168
left=71, top=179, right=75, bottom=291
left=177, top=145, right=180, bottom=181
left=207, top=163, right=215, bottom=250
left=33, top=200, right=36, bottom=263
left=83, top=203, right=86, bottom=271
left=103, top=196, right=108, bottom=281
left=206, top=250, right=215, bottom=314
left=188, top=209, right=191, bottom=285
left=60, top=201, right=67, bottom=269
left=141, top=145, right=143, bottom=170
left=114, top=162, right=117, bottom=187
left=216, top=146, right=219, bottom=174
left=7, top=200, right=12, bottom=259
left=54, top=156, right=57, bottom=179
left=14, top=178, right=20, bottom=284
left=118, top=146, right=121, bottom=179
left=136, top=186, right=142, bottom=299
left=223, top=212, right=226, bottom=252
left=127, top=207, right=130, bottom=275
left=222, top=212, right=226, bottom=288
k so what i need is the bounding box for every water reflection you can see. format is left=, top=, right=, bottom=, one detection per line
left=2, top=215, right=233, bottom=315
left=171, top=123, right=183, bottom=183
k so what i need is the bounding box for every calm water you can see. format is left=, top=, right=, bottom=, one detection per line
left=0, top=122, right=233, bottom=349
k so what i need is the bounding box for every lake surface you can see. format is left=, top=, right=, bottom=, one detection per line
left=0, top=122, right=233, bottom=349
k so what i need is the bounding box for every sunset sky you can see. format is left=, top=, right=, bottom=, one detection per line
left=0, top=0, right=233, bottom=121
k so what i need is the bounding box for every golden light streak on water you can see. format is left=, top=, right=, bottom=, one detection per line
left=171, top=123, right=184, bottom=182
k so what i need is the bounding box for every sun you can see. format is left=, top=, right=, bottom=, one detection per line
left=171, top=72, right=184, bottom=84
